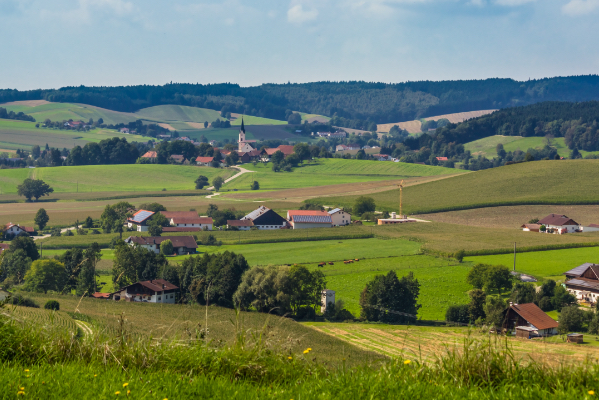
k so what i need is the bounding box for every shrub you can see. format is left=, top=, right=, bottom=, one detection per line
left=44, top=300, right=60, bottom=311
left=64, top=230, right=74, bottom=236
left=8, top=294, right=39, bottom=308
left=558, top=305, right=585, bottom=334
left=446, top=304, right=470, bottom=324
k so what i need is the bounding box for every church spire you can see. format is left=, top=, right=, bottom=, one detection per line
left=240, top=117, right=245, bottom=133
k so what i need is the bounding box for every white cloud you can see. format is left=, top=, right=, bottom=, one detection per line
left=494, top=0, right=536, bottom=5
left=562, top=0, right=599, bottom=15
left=287, top=4, right=319, bottom=24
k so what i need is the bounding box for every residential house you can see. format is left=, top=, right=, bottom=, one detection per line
left=328, top=208, right=351, bottom=226
left=435, top=157, right=448, bottom=162
left=64, top=121, right=84, bottom=129
left=168, top=216, right=212, bottom=231
left=241, top=206, right=287, bottom=230
left=502, top=303, right=558, bottom=337
left=227, top=220, right=254, bottom=230
left=563, top=263, right=599, bottom=304
left=583, top=224, right=599, bottom=233
left=196, top=156, right=214, bottom=166
left=5, top=223, right=35, bottom=237
left=170, top=154, right=185, bottom=163
left=112, top=279, right=178, bottom=303
left=521, top=224, right=541, bottom=232
left=287, top=210, right=333, bottom=229
left=0, top=243, right=10, bottom=253
left=260, top=145, right=295, bottom=162
left=124, top=236, right=198, bottom=255
left=538, top=214, right=581, bottom=234
left=238, top=150, right=261, bottom=163
left=209, top=140, right=218, bottom=146
left=120, top=128, right=130, bottom=134
left=372, top=154, right=391, bottom=161
left=141, top=151, right=158, bottom=162
left=328, top=131, right=347, bottom=139
left=126, top=210, right=155, bottom=232
left=336, top=144, right=349, bottom=152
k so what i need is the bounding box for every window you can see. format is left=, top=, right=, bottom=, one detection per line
left=158, top=296, right=161, bottom=300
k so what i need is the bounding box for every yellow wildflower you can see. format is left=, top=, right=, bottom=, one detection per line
left=307, top=348, right=312, bottom=351
left=26, top=376, right=30, bottom=378
left=404, top=360, right=411, bottom=365
left=115, top=391, right=121, bottom=395
left=590, top=391, right=595, bottom=395
left=303, top=350, right=309, bottom=354
left=20, top=387, right=24, bottom=391
left=94, top=375, right=97, bottom=377
left=17, top=391, right=25, bottom=396
left=127, top=390, right=131, bottom=395
left=288, top=356, right=292, bottom=360
left=123, top=383, right=129, bottom=387
left=24, top=369, right=29, bottom=372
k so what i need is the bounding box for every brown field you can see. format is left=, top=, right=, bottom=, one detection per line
left=158, top=123, right=176, bottom=131
left=185, top=122, right=205, bottom=129
left=224, top=175, right=456, bottom=203
left=377, top=110, right=497, bottom=133
left=10, top=293, right=385, bottom=366
left=417, top=205, right=599, bottom=230
left=0, top=192, right=302, bottom=227
left=306, top=323, right=599, bottom=365
left=0, top=100, right=50, bottom=107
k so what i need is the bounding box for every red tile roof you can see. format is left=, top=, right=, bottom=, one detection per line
left=162, top=227, right=202, bottom=232
left=196, top=156, right=214, bottom=163
left=92, top=292, right=111, bottom=299
left=171, top=217, right=213, bottom=225
left=160, top=211, right=199, bottom=219
left=277, top=145, right=295, bottom=155
left=0, top=243, right=9, bottom=253
left=510, top=303, right=558, bottom=330
left=142, top=151, right=157, bottom=158
left=5, top=223, right=34, bottom=233
left=436, top=157, right=448, bottom=161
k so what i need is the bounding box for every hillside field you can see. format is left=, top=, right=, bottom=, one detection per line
left=1, top=102, right=139, bottom=125
left=464, top=135, right=579, bottom=158
left=377, top=110, right=496, bottom=133
left=230, top=114, right=287, bottom=126
left=311, top=160, right=599, bottom=214
left=135, top=104, right=221, bottom=123
left=0, top=164, right=233, bottom=194
left=223, top=158, right=464, bottom=191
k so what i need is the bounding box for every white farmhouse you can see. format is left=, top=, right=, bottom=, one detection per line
left=538, top=214, right=581, bottom=234
left=112, top=279, right=178, bottom=303
left=328, top=208, right=351, bottom=226
left=126, top=210, right=155, bottom=232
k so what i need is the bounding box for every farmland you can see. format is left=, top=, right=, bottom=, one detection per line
left=135, top=104, right=221, bottom=123
left=311, top=160, right=599, bottom=214
left=377, top=110, right=496, bottom=134
left=464, top=135, right=574, bottom=158
left=222, top=158, right=463, bottom=191
left=0, top=164, right=233, bottom=195
left=230, top=114, right=287, bottom=125
left=1, top=102, right=139, bottom=125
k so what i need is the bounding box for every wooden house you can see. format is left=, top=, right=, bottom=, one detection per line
left=502, top=303, right=558, bottom=337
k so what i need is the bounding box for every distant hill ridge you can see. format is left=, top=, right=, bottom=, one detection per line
left=2, top=75, right=599, bottom=125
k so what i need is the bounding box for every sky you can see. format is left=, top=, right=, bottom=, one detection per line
left=1, top=0, right=598, bottom=90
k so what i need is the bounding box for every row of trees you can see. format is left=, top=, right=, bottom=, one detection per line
left=0, top=107, right=35, bottom=122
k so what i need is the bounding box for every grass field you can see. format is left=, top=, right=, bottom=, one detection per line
left=223, top=158, right=463, bottom=191
left=0, top=119, right=146, bottom=150
left=2, top=102, right=139, bottom=125
left=464, top=135, right=576, bottom=158
left=0, top=164, right=233, bottom=195
left=230, top=114, right=287, bottom=126
left=135, top=104, right=221, bottom=123
left=312, top=160, right=599, bottom=214
left=466, top=247, right=599, bottom=281
left=377, top=110, right=496, bottom=134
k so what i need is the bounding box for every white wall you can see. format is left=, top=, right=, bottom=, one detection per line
left=292, top=222, right=333, bottom=229
left=330, top=211, right=351, bottom=226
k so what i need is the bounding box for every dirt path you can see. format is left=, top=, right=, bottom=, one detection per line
left=75, top=320, right=93, bottom=337
left=33, top=226, right=77, bottom=241
left=206, top=166, right=251, bottom=191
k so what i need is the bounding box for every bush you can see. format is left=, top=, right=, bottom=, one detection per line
left=446, top=304, right=470, bottom=324
left=558, top=305, right=585, bottom=334
left=295, top=306, right=316, bottom=320
left=64, top=230, right=74, bottom=236
left=44, top=300, right=60, bottom=311
left=8, top=294, right=39, bottom=308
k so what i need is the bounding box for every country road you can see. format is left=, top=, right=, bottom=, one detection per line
left=206, top=166, right=252, bottom=191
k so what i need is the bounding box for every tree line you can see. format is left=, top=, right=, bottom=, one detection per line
left=0, top=107, right=35, bottom=122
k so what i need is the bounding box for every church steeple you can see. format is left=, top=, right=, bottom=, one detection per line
left=240, top=117, right=245, bottom=133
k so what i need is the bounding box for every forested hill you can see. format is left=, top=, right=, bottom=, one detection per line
left=2, top=75, right=599, bottom=124
left=432, top=101, right=599, bottom=151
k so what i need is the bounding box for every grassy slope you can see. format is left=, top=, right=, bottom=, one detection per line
left=3, top=102, right=138, bottom=125
left=312, top=160, right=599, bottom=214
left=0, top=165, right=232, bottom=194
left=0, top=119, right=146, bottom=150
left=223, top=158, right=463, bottom=190
left=465, top=135, right=578, bottom=158
left=135, top=105, right=221, bottom=123
left=231, top=115, right=286, bottom=125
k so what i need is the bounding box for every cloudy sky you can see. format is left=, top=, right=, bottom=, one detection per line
left=1, top=0, right=598, bottom=89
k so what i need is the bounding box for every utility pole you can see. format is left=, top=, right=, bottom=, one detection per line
left=513, top=242, right=516, bottom=271
left=399, top=179, right=404, bottom=218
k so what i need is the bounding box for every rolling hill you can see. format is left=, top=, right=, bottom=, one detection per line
left=377, top=110, right=496, bottom=134
left=309, top=159, right=599, bottom=214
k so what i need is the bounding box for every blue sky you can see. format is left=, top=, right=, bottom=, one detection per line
left=1, top=0, right=598, bottom=89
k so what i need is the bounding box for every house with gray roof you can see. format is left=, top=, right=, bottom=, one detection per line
left=240, top=206, right=287, bottom=230
left=563, top=263, right=599, bottom=304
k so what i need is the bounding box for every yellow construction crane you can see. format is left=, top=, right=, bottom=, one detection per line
left=399, top=180, right=404, bottom=219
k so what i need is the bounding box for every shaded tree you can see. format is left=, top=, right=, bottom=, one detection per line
left=24, top=259, right=66, bottom=294
left=34, top=208, right=49, bottom=230
left=17, top=178, right=54, bottom=202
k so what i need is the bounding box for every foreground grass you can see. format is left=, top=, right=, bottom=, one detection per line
left=313, top=159, right=599, bottom=214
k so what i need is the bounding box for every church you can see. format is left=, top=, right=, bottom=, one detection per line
left=238, top=118, right=256, bottom=153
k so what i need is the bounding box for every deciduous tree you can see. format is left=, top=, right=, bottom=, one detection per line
left=24, top=259, right=66, bottom=294
left=34, top=208, right=49, bottom=231
left=17, top=178, right=54, bottom=202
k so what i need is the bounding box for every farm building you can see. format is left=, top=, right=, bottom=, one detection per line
left=112, top=279, right=178, bottom=303
left=141, top=151, right=157, bottom=162
left=124, top=236, right=198, bottom=255
left=287, top=210, right=333, bottom=229
left=583, top=224, right=599, bottom=233
left=538, top=214, right=580, bottom=234
left=238, top=150, right=261, bottom=163
left=196, top=156, right=214, bottom=166
left=227, top=219, right=254, bottom=230
left=521, top=223, right=541, bottom=232
left=377, top=213, right=415, bottom=225
left=4, top=223, right=34, bottom=237
left=0, top=243, right=9, bottom=254
left=169, top=216, right=212, bottom=231
left=169, top=154, right=185, bottom=163
left=328, top=208, right=351, bottom=226
left=126, top=210, right=155, bottom=232
left=241, top=206, right=287, bottom=230
left=502, top=303, right=558, bottom=337
left=563, top=263, right=599, bottom=304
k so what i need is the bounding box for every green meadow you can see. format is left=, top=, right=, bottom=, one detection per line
left=134, top=104, right=221, bottom=123
left=313, top=159, right=599, bottom=213
left=2, top=102, right=138, bottom=125
left=0, top=164, right=232, bottom=194
left=466, top=246, right=599, bottom=280
left=223, top=158, right=462, bottom=190
left=230, top=115, right=287, bottom=125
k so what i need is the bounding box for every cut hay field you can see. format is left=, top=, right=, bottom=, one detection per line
left=377, top=110, right=497, bottom=134
left=135, top=105, right=221, bottom=123
left=1, top=102, right=139, bottom=125
left=11, top=293, right=383, bottom=366
left=417, top=205, right=599, bottom=229
left=305, top=323, right=599, bottom=364
left=466, top=246, right=599, bottom=281
left=312, top=160, right=599, bottom=214
left=0, top=164, right=233, bottom=195
left=299, top=113, right=330, bottom=123
left=0, top=119, right=146, bottom=150
left=223, top=159, right=464, bottom=191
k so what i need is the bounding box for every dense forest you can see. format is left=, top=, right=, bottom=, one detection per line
left=3, top=75, right=599, bottom=126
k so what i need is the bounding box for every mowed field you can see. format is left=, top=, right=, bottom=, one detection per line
left=230, top=113, right=287, bottom=126
left=222, top=159, right=464, bottom=191
left=135, top=104, right=222, bottom=123
left=313, top=160, right=599, bottom=214
left=377, top=110, right=496, bottom=133
left=0, top=164, right=233, bottom=194
left=465, top=135, right=575, bottom=158
left=306, top=323, right=599, bottom=364
left=0, top=119, right=146, bottom=150
left=1, top=102, right=139, bottom=125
